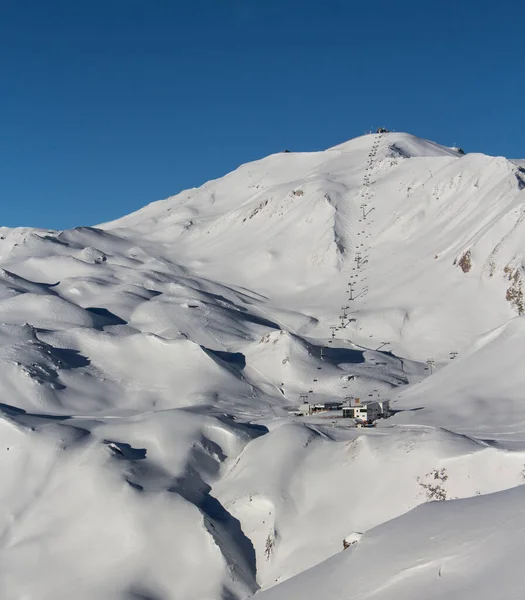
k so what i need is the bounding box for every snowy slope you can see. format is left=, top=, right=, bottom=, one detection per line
left=214, top=422, right=525, bottom=587
left=256, top=484, right=525, bottom=600
left=390, top=315, right=525, bottom=439
left=1, top=131, right=525, bottom=599
left=102, top=132, right=525, bottom=362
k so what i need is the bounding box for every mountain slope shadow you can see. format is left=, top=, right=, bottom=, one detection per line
left=127, top=586, right=164, bottom=600
left=104, top=440, right=147, bottom=460
left=203, top=348, right=247, bottom=370
left=168, top=464, right=259, bottom=596
left=0, top=402, right=71, bottom=423
left=320, top=346, right=365, bottom=365
left=48, top=347, right=91, bottom=369
left=85, top=307, right=128, bottom=329
left=104, top=440, right=147, bottom=461
left=201, top=291, right=281, bottom=329
left=112, top=421, right=262, bottom=597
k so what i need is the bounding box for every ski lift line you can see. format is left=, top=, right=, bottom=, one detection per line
left=299, top=133, right=385, bottom=402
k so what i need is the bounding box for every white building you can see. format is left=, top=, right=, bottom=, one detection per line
left=299, top=403, right=312, bottom=416
left=342, top=404, right=369, bottom=420
left=342, top=400, right=390, bottom=422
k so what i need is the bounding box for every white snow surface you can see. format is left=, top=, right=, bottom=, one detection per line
left=1, top=132, right=525, bottom=599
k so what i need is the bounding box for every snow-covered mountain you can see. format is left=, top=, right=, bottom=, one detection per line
left=1, top=131, right=525, bottom=600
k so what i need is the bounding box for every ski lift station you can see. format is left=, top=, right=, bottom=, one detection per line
left=342, top=399, right=391, bottom=421
left=294, top=399, right=391, bottom=423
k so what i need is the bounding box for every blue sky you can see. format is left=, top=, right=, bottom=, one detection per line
left=1, top=0, right=523, bottom=229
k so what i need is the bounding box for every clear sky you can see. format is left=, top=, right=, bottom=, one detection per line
left=1, top=0, right=523, bottom=229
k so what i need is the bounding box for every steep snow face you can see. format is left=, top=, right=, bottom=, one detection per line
left=256, top=484, right=525, bottom=600
left=2, top=132, right=525, bottom=599
left=392, top=316, right=525, bottom=438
